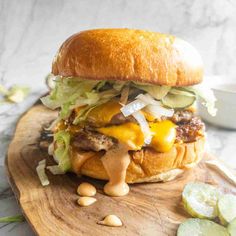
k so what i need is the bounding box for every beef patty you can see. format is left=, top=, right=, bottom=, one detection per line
left=72, top=130, right=116, bottom=152
left=71, top=110, right=205, bottom=152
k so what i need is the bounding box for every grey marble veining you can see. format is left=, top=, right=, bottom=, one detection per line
left=0, top=0, right=236, bottom=235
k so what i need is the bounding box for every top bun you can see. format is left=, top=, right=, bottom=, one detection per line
left=52, top=29, right=203, bottom=86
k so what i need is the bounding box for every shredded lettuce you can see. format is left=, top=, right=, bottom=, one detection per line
left=0, top=84, right=29, bottom=104
left=41, top=76, right=99, bottom=118
left=41, top=76, right=122, bottom=121
left=41, top=75, right=217, bottom=128
left=181, top=85, right=217, bottom=116
left=73, top=104, right=99, bottom=125
left=36, top=159, right=49, bottom=186
left=113, top=81, right=127, bottom=91
left=133, top=83, right=171, bottom=100
left=54, top=130, right=71, bottom=172
left=47, top=165, right=65, bottom=175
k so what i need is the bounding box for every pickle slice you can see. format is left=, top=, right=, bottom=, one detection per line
left=161, top=93, right=196, bottom=109
left=182, top=183, right=221, bottom=219
left=177, top=218, right=229, bottom=236
left=227, top=217, right=236, bottom=236
left=218, top=194, right=236, bottom=226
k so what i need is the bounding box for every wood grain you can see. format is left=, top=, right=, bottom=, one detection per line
left=6, top=104, right=236, bottom=236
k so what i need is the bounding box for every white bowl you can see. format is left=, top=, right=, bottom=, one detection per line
left=198, top=83, right=236, bottom=130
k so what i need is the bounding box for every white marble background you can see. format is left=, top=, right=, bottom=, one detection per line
left=0, top=0, right=236, bottom=235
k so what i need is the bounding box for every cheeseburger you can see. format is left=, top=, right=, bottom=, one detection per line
left=41, top=29, right=216, bottom=196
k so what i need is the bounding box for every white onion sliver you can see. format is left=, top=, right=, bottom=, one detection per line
left=144, top=104, right=174, bottom=118
left=136, top=93, right=161, bottom=106
left=120, top=93, right=174, bottom=144
left=132, top=111, right=152, bottom=144
left=36, top=159, right=50, bottom=186
left=136, top=93, right=174, bottom=117
left=47, top=165, right=65, bottom=175
left=120, top=99, right=146, bottom=117
left=120, top=86, right=129, bottom=105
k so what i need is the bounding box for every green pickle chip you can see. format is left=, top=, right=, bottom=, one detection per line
left=177, top=218, right=229, bottom=236
left=218, top=194, right=236, bottom=226
left=227, top=217, right=236, bottom=236
left=182, top=182, right=221, bottom=219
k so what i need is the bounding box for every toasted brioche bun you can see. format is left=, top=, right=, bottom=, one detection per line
left=69, top=137, right=205, bottom=183
left=52, top=28, right=203, bottom=86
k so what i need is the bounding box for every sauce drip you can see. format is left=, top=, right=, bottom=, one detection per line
left=77, top=197, right=97, bottom=206
left=101, top=143, right=130, bottom=196
left=70, top=149, right=95, bottom=173
left=97, top=215, right=122, bottom=227
left=77, top=182, right=96, bottom=197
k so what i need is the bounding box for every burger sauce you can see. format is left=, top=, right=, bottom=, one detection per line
left=101, top=143, right=130, bottom=196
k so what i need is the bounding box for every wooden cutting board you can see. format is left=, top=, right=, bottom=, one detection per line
left=6, top=103, right=236, bottom=236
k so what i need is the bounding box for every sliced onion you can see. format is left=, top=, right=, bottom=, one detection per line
left=132, top=111, right=152, bottom=144
left=136, top=93, right=161, bottom=105
left=120, top=93, right=173, bottom=143
left=47, top=165, right=65, bottom=175
left=137, top=93, right=174, bottom=118
left=120, top=86, right=129, bottom=105
left=120, top=99, right=146, bottom=117
left=36, top=159, right=50, bottom=186
left=144, top=104, right=174, bottom=118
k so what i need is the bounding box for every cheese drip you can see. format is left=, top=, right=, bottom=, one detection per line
left=101, top=143, right=130, bottom=196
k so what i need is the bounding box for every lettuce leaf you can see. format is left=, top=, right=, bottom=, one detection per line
left=0, top=85, right=29, bottom=103
left=54, top=130, right=71, bottom=172
left=41, top=76, right=99, bottom=119
left=181, top=85, right=217, bottom=116
left=133, top=83, right=171, bottom=100
left=41, top=75, right=217, bottom=125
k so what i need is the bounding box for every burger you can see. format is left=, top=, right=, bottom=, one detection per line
left=41, top=29, right=216, bottom=196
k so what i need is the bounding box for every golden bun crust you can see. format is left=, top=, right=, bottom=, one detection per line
left=71, top=137, right=205, bottom=183
left=52, top=28, right=203, bottom=86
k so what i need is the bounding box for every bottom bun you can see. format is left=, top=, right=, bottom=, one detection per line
left=70, top=137, right=205, bottom=184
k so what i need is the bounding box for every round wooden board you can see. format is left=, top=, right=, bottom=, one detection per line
left=6, top=103, right=236, bottom=236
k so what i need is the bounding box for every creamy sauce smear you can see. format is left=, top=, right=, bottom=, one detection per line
left=101, top=143, right=130, bottom=196
left=77, top=197, right=97, bottom=206
left=77, top=182, right=97, bottom=197
left=70, top=149, right=95, bottom=174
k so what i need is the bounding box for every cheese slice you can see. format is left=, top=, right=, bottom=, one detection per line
left=86, top=100, right=122, bottom=126
left=97, top=122, right=144, bottom=150
left=150, top=120, right=176, bottom=152
left=97, top=120, right=176, bottom=152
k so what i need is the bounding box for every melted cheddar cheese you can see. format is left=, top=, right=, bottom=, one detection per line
left=97, top=123, right=144, bottom=150
left=75, top=100, right=156, bottom=126
left=86, top=100, right=122, bottom=126
left=150, top=120, right=176, bottom=152
left=97, top=120, right=176, bottom=152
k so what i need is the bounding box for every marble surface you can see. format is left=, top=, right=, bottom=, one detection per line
left=0, top=0, right=236, bottom=235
